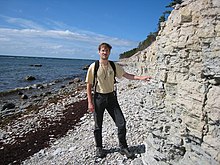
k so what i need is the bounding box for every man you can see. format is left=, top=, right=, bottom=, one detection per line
left=86, top=43, right=151, bottom=158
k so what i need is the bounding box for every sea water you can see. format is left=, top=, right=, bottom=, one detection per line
left=0, top=55, right=94, bottom=92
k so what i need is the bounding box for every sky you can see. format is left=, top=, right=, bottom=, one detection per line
left=0, top=0, right=171, bottom=61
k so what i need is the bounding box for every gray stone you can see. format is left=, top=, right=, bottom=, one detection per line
left=2, top=102, right=15, bottom=111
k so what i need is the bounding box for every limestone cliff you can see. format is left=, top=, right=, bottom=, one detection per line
left=123, top=0, right=220, bottom=164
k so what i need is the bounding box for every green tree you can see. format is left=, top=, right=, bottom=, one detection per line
left=157, top=14, right=166, bottom=33
left=119, top=48, right=138, bottom=59
left=119, top=32, right=156, bottom=59
left=138, top=32, right=157, bottom=51
left=166, top=0, right=182, bottom=8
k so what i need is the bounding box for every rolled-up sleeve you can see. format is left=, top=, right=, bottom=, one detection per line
left=85, top=63, right=95, bottom=85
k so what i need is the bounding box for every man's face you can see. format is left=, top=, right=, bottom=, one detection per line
left=99, top=46, right=110, bottom=60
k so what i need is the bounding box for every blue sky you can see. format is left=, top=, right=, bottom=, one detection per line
left=0, top=0, right=171, bottom=60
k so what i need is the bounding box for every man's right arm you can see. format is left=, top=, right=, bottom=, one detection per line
left=87, top=83, right=94, bottom=112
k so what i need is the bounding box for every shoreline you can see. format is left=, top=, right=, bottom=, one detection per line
left=0, top=77, right=84, bottom=122
left=0, top=78, right=88, bottom=164
left=0, top=74, right=84, bottom=96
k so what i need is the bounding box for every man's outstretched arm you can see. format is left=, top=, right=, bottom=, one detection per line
left=123, top=72, right=152, bottom=81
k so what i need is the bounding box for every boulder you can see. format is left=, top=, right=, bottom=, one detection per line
left=21, top=94, right=28, bottom=99
left=25, top=76, right=36, bottom=81
left=29, top=64, right=42, bottom=67
left=82, top=65, right=89, bottom=70
left=2, top=103, right=15, bottom=111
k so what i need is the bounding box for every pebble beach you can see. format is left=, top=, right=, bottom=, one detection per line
left=22, top=65, right=159, bottom=165
left=1, top=64, right=162, bottom=164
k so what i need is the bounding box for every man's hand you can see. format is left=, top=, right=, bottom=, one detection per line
left=140, top=76, right=152, bottom=81
left=88, top=102, right=94, bottom=113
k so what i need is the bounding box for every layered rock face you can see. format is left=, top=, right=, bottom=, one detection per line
left=125, top=0, right=220, bottom=164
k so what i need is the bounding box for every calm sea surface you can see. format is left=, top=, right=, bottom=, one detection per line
left=0, top=55, right=94, bottom=92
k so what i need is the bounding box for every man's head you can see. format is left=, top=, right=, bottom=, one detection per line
left=98, top=43, right=112, bottom=51
left=98, top=43, right=112, bottom=60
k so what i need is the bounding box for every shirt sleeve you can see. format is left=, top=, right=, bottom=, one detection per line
left=115, top=63, right=125, bottom=79
left=85, top=62, right=95, bottom=84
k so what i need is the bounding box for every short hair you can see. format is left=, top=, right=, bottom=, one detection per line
left=98, top=43, right=112, bottom=51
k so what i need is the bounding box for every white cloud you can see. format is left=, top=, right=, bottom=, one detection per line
left=1, top=15, right=45, bottom=30
left=0, top=16, right=138, bottom=60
